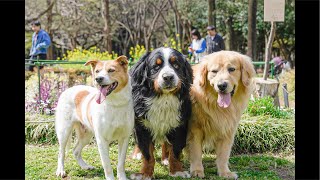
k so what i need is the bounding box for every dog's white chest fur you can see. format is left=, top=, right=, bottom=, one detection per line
left=143, top=94, right=181, bottom=142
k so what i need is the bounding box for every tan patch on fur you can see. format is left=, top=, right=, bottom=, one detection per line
left=131, top=144, right=141, bottom=158
left=154, top=79, right=161, bottom=93
left=170, top=56, right=176, bottom=63
left=161, top=142, right=169, bottom=162
left=167, top=143, right=184, bottom=174
left=74, top=90, right=90, bottom=122
left=86, top=96, right=95, bottom=128
left=156, top=58, right=162, bottom=65
left=140, top=143, right=155, bottom=177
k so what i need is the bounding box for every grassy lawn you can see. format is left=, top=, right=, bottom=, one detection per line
left=25, top=143, right=294, bottom=180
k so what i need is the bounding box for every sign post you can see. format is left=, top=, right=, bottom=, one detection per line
left=263, top=0, right=285, bottom=80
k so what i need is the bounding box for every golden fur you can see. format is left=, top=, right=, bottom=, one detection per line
left=186, top=51, right=256, bottom=179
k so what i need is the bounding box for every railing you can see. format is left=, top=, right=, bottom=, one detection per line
left=25, top=59, right=274, bottom=100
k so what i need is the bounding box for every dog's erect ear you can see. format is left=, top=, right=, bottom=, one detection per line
left=240, top=55, right=256, bottom=87
left=84, top=59, right=98, bottom=68
left=130, top=52, right=150, bottom=86
left=198, top=61, right=208, bottom=87
left=116, top=55, right=128, bottom=66
left=84, top=59, right=99, bottom=76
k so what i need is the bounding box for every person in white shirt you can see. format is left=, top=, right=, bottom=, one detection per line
left=188, top=29, right=206, bottom=63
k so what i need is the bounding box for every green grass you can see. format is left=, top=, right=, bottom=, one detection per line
left=25, top=143, right=294, bottom=180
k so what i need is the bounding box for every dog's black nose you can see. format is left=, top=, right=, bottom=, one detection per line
left=217, top=82, right=228, bottom=91
left=162, top=73, right=174, bottom=82
left=95, top=77, right=104, bottom=83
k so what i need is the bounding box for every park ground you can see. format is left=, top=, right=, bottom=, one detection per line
left=25, top=142, right=294, bottom=180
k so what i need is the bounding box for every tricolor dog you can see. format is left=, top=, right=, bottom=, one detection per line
left=129, top=47, right=193, bottom=179
left=55, top=56, right=134, bottom=180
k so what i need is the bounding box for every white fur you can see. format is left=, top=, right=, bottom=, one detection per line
left=143, top=94, right=181, bottom=142
left=55, top=79, right=134, bottom=180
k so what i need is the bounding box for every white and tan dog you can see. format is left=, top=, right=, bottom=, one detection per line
left=55, top=56, right=134, bottom=180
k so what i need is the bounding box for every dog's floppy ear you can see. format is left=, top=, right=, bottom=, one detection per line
left=240, top=55, right=256, bottom=87
left=198, top=62, right=208, bottom=87
left=182, top=55, right=193, bottom=85
left=115, top=55, right=129, bottom=72
left=84, top=59, right=98, bottom=76
left=129, top=52, right=150, bottom=86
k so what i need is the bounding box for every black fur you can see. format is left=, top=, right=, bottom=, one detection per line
left=129, top=47, right=193, bottom=161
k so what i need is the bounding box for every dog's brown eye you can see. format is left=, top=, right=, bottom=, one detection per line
left=108, top=69, right=115, bottom=73
left=228, top=68, right=235, bottom=72
left=95, top=70, right=100, bottom=73
left=212, top=70, right=218, bottom=73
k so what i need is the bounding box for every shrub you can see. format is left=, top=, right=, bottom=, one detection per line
left=25, top=113, right=57, bottom=144
left=233, top=115, right=294, bottom=154
left=25, top=72, right=69, bottom=115
left=245, top=96, right=294, bottom=119
left=57, top=46, right=118, bottom=70
left=25, top=113, right=295, bottom=155
left=163, top=34, right=182, bottom=52
left=129, top=44, right=146, bottom=63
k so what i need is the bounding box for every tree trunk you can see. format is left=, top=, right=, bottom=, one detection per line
left=263, top=22, right=276, bottom=80
left=247, top=0, right=257, bottom=60
left=208, top=0, right=216, bottom=26
left=102, top=0, right=112, bottom=53
left=253, top=77, right=280, bottom=107
left=225, top=16, right=235, bottom=51
left=46, top=0, right=54, bottom=60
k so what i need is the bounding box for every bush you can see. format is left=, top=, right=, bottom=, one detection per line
left=25, top=113, right=57, bottom=144
left=233, top=115, right=294, bottom=154
left=25, top=113, right=295, bottom=155
left=163, top=34, right=182, bottom=52
left=245, top=96, right=294, bottom=119
left=57, top=46, right=118, bottom=70
left=25, top=72, right=69, bottom=115
left=129, top=44, right=147, bottom=63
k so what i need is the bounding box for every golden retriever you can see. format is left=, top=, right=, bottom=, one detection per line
left=186, top=51, right=256, bottom=179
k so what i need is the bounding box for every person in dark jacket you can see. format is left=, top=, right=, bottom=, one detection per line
left=28, top=20, right=51, bottom=71
left=205, top=25, right=225, bottom=54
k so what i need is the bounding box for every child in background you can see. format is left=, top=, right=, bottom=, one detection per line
left=188, top=29, right=206, bottom=63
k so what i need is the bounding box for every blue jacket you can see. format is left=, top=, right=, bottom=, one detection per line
left=29, top=29, right=51, bottom=56
left=188, top=38, right=206, bottom=55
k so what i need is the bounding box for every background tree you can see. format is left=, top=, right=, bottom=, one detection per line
left=247, top=0, right=257, bottom=60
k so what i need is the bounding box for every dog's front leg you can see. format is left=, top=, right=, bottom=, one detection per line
left=117, top=137, right=129, bottom=180
left=166, top=125, right=191, bottom=178
left=215, top=137, right=238, bottom=179
left=188, top=128, right=205, bottom=178
left=96, top=135, right=115, bottom=180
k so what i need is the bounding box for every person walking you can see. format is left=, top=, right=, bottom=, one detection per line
left=205, top=25, right=225, bottom=54
left=28, top=20, right=51, bottom=71
left=188, top=29, right=206, bottom=63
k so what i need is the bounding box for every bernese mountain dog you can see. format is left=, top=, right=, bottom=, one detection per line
left=129, top=47, right=193, bottom=179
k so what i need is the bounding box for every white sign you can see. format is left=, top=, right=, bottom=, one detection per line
left=264, top=0, right=285, bottom=22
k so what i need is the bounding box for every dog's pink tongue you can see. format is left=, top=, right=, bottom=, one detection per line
left=95, top=86, right=108, bottom=104
left=217, top=92, right=231, bottom=108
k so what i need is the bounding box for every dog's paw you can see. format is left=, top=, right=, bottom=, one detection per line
left=56, top=169, right=67, bottom=178
left=219, top=171, right=238, bottom=179
left=129, top=173, right=151, bottom=180
left=169, top=171, right=191, bottom=178
left=190, top=170, right=205, bottom=178
left=81, top=165, right=95, bottom=170
left=161, top=158, right=169, bottom=166
left=131, top=152, right=142, bottom=160
left=117, top=172, right=128, bottom=180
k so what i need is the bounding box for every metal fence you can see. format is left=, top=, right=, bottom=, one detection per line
left=25, top=58, right=274, bottom=100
